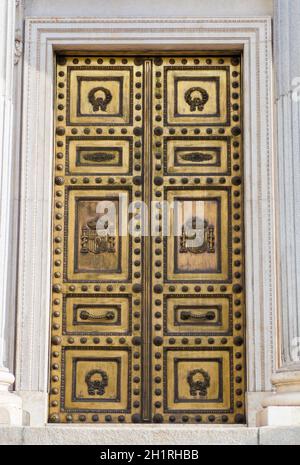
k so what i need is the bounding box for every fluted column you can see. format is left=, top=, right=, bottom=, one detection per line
left=0, top=0, right=22, bottom=425
left=260, top=0, right=300, bottom=426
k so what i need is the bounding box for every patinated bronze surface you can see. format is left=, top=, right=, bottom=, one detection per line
left=49, top=54, right=245, bottom=424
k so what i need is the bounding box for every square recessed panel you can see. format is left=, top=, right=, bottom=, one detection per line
left=65, top=187, right=131, bottom=282
left=62, top=347, right=131, bottom=413
left=164, top=137, right=230, bottom=176
left=63, top=294, right=132, bottom=335
left=66, top=137, right=132, bottom=175
left=67, top=67, right=133, bottom=125
left=164, top=67, right=230, bottom=126
left=164, top=187, right=231, bottom=282
left=164, top=347, right=233, bottom=413
left=163, top=295, right=232, bottom=336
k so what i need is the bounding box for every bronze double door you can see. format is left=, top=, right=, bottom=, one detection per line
left=49, top=54, right=245, bottom=424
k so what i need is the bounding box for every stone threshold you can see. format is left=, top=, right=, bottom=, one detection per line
left=0, top=425, right=300, bottom=445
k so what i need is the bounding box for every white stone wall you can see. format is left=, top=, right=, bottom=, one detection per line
left=24, top=0, right=273, bottom=18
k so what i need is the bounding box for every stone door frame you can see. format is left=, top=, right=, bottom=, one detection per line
left=16, top=17, right=275, bottom=426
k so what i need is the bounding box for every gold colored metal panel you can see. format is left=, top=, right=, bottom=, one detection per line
left=150, top=55, right=245, bottom=425
left=50, top=54, right=245, bottom=425
left=50, top=55, right=143, bottom=424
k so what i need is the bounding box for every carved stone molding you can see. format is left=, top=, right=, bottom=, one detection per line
left=0, top=0, right=22, bottom=425
left=14, top=37, right=23, bottom=65
left=259, top=0, right=300, bottom=427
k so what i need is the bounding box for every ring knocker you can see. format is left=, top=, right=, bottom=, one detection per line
left=88, top=86, right=113, bottom=112
left=85, top=369, right=108, bottom=396
left=187, top=368, right=210, bottom=397
left=184, top=87, right=209, bottom=112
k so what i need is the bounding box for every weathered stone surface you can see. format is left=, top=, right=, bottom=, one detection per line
left=259, top=426, right=300, bottom=445
left=0, top=426, right=259, bottom=445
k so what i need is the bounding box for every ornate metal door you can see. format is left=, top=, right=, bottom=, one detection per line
left=49, top=54, right=245, bottom=424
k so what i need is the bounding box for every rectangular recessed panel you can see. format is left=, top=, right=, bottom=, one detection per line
left=164, top=188, right=230, bottom=282
left=62, top=347, right=131, bottom=413
left=67, top=67, right=133, bottom=125
left=164, top=67, right=230, bottom=126
left=66, top=188, right=131, bottom=282
left=164, top=137, right=230, bottom=175
left=66, top=137, right=132, bottom=175
left=164, top=347, right=233, bottom=413
left=63, top=295, right=132, bottom=335
left=164, top=295, right=231, bottom=335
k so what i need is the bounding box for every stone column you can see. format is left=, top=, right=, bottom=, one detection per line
left=260, top=0, right=300, bottom=426
left=0, top=0, right=22, bottom=425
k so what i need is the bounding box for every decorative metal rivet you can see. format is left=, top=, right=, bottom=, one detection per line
left=56, top=127, right=65, bottom=136
left=55, top=176, right=64, bottom=185
left=233, top=284, right=243, bottom=294
left=154, top=127, right=163, bottom=136
left=154, top=57, right=163, bottom=66
left=222, top=415, right=229, bottom=423
left=132, top=413, right=141, bottom=423
left=49, top=414, right=59, bottom=423
left=118, top=415, right=125, bottom=423
left=52, top=284, right=61, bottom=293
left=153, top=414, right=163, bottom=423
left=132, top=336, right=142, bottom=346
left=234, top=336, right=244, bottom=346
left=133, top=176, right=142, bottom=185
left=232, top=176, right=242, bottom=186
left=153, top=336, right=163, bottom=346
left=133, top=127, right=143, bottom=136
left=231, top=126, right=241, bottom=137
left=57, top=57, right=67, bottom=66
left=134, top=57, right=143, bottom=66
left=154, top=176, right=163, bottom=186
left=154, top=284, right=163, bottom=294
left=235, top=414, right=245, bottom=424
left=132, top=283, right=142, bottom=293
left=92, top=415, right=99, bottom=422
left=52, top=336, right=61, bottom=346
left=231, top=57, right=240, bottom=66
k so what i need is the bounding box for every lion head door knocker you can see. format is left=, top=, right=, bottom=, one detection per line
left=88, top=86, right=112, bottom=112
left=180, top=216, right=215, bottom=254
left=80, top=215, right=115, bottom=255
left=85, top=369, right=108, bottom=396
left=187, top=369, right=210, bottom=397
left=184, top=87, right=209, bottom=112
